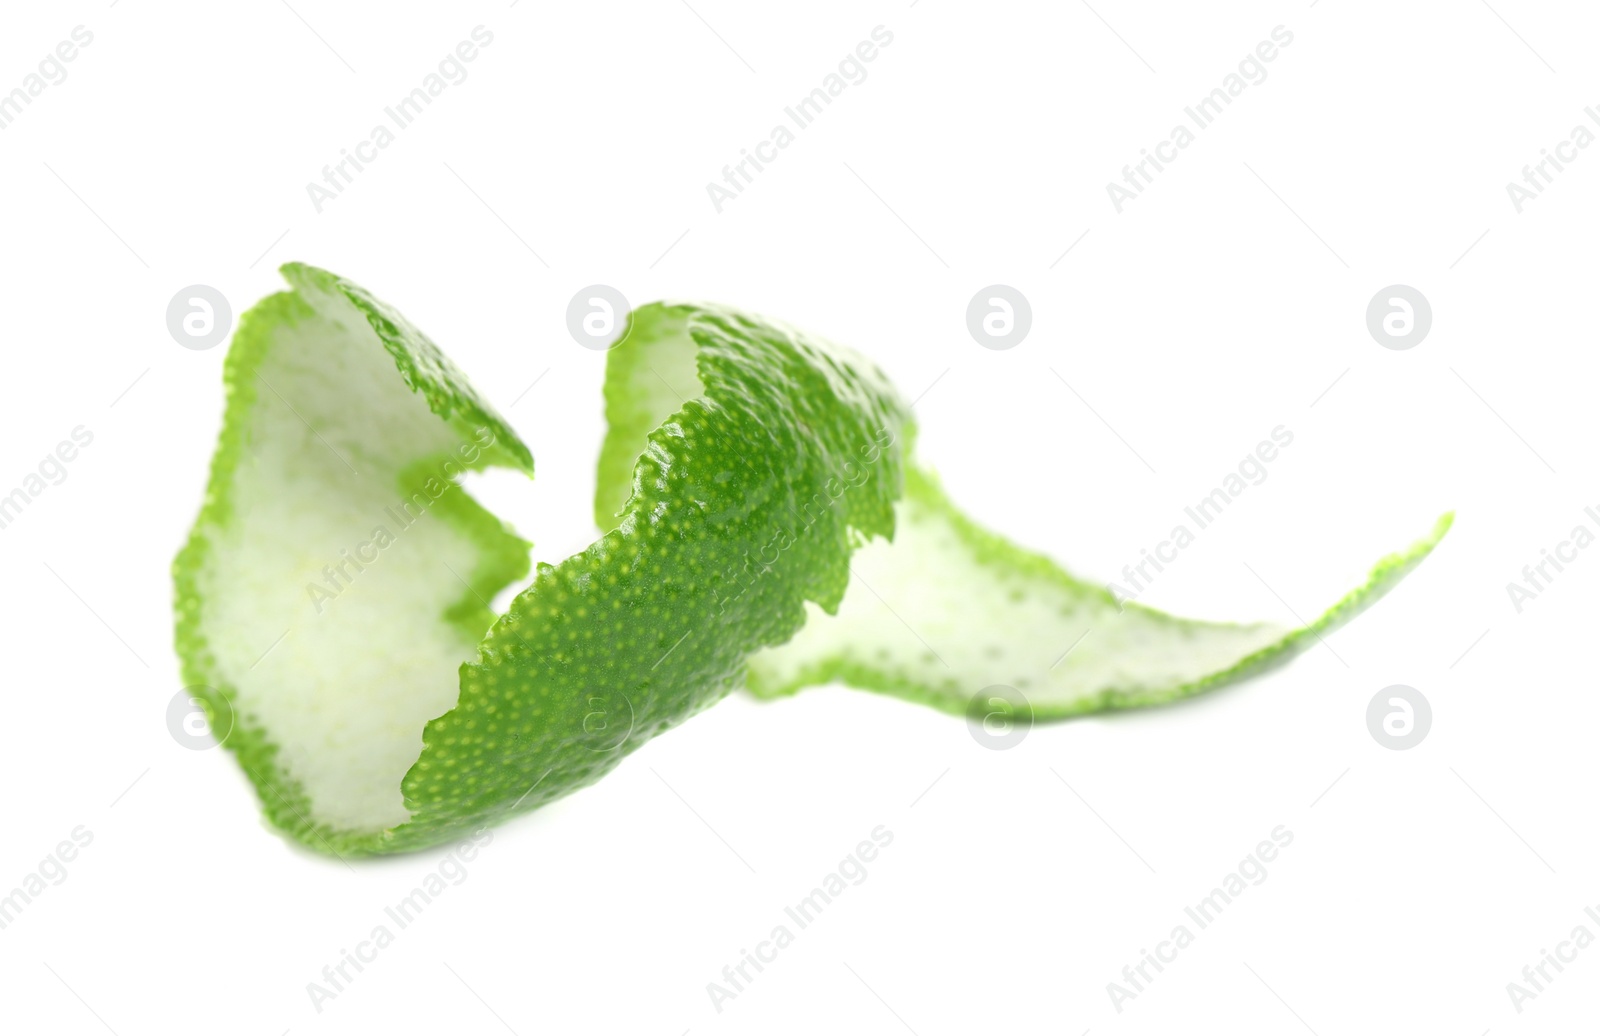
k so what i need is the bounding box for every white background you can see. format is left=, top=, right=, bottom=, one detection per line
left=0, top=1, right=1595, bottom=1033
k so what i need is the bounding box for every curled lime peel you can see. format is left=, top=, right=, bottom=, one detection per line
left=173, top=265, right=1449, bottom=855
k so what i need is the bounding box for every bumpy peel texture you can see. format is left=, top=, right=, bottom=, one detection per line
left=173, top=265, right=1450, bottom=855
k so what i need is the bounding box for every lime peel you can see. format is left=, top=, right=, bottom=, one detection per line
left=173, top=265, right=1449, bottom=855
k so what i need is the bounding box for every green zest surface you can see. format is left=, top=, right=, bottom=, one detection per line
left=173, top=265, right=1450, bottom=855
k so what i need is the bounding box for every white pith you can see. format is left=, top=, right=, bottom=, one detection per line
left=748, top=475, right=1292, bottom=710
left=198, top=281, right=501, bottom=833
